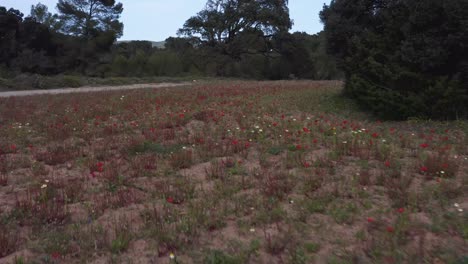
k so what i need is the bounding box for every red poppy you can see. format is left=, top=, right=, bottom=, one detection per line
left=386, top=226, right=394, bottom=233
left=384, top=161, right=390, bottom=167
left=303, top=127, right=310, bottom=133
left=166, top=197, right=175, bottom=204
left=273, top=122, right=278, bottom=127
left=296, top=144, right=302, bottom=150
left=371, top=133, right=379, bottom=138
left=420, top=166, right=428, bottom=172
left=245, top=142, right=251, bottom=148
left=313, top=139, right=318, bottom=144
left=420, top=143, right=429, bottom=148
left=303, top=162, right=311, bottom=168
left=10, top=144, right=17, bottom=152
left=367, top=217, right=375, bottom=223
left=231, top=140, right=239, bottom=146
left=397, top=208, right=405, bottom=214
left=51, top=252, right=61, bottom=259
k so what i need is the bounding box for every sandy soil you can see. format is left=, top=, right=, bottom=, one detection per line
left=0, top=82, right=192, bottom=98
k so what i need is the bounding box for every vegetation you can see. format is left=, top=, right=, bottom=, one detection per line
left=320, top=0, right=468, bottom=120
left=0, top=0, right=341, bottom=86
left=0, top=81, right=466, bottom=262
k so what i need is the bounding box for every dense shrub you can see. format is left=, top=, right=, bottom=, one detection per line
left=321, top=0, right=468, bottom=120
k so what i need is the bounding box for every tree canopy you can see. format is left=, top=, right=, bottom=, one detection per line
left=321, top=0, right=468, bottom=120
left=178, top=0, right=292, bottom=59
left=57, top=0, right=123, bottom=39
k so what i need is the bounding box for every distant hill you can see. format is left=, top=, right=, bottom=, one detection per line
left=117, top=40, right=166, bottom=49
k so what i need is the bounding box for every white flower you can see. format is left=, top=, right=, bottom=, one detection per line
left=41, top=184, right=47, bottom=189
left=169, top=253, right=175, bottom=259
left=382, top=139, right=386, bottom=143
left=342, top=141, right=347, bottom=144
left=458, top=208, right=464, bottom=212
left=45, top=180, right=49, bottom=183
left=454, top=203, right=459, bottom=207
left=249, top=228, right=255, bottom=233
left=293, top=118, right=297, bottom=121
left=259, top=129, right=263, bottom=133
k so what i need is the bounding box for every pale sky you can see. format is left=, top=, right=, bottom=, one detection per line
left=2, top=0, right=329, bottom=41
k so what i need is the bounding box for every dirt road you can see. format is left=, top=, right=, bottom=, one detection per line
left=0, top=82, right=191, bottom=98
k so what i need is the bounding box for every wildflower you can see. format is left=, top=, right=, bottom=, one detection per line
left=303, top=162, right=311, bottom=168
left=458, top=208, right=464, bottom=212
left=386, top=226, right=394, bottom=233
left=166, top=197, right=175, bottom=204
left=420, top=166, right=428, bottom=173
left=313, top=139, right=318, bottom=144
left=371, top=133, right=379, bottom=138
left=41, top=184, right=47, bottom=189
left=169, top=253, right=175, bottom=259
left=273, top=122, right=278, bottom=127
left=51, top=252, right=61, bottom=260
left=384, top=161, right=391, bottom=167
left=249, top=228, right=255, bottom=233
left=342, top=141, right=347, bottom=144
left=420, top=143, right=429, bottom=148
left=296, top=144, right=302, bottom=150
left=303, top=127, right=310, bottom=133
left=397, top=208, right=405, bottom=214
left=367, top=217, right=375, bottom=223
left=10, top=144, right=17, bottom=152
left=454, top=203, right=459, bottom=207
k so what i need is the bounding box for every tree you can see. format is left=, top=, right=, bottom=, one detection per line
left=178, top=0, right=292, bottom=60
left=57, top=0, right=123, bottom=39
left=0, top=7, right=23, bottom=67
left=29, top=3, right=62, bottom=31
left=320, top=0, right=468, bottom=120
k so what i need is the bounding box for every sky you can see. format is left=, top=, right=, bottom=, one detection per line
left=2, top=0, right=329, bottom=41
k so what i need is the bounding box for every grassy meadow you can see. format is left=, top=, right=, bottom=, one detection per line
left=0, top=81, right=466, bottom=263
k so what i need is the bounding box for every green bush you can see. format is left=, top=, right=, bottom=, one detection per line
left=321, top=0, right=468, bottom=120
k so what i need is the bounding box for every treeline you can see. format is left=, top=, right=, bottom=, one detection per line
left=108, top=32, right=341, bottom=80
left=0, top=0, right=341, bottom=80
left=321, top=0, right=468, bottom=120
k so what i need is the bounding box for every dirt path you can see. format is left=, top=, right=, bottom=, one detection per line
left=0, top=82, right=192, bottom=98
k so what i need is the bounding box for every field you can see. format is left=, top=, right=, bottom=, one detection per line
left=0, top=81, right=467, bottom=263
